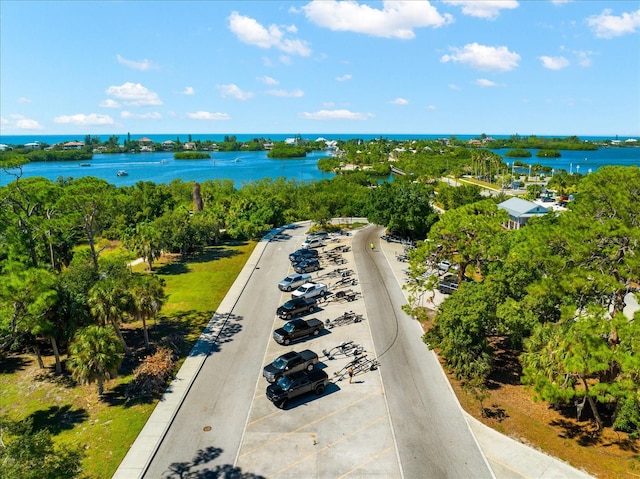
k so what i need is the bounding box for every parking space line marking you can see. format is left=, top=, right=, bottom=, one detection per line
left=240, top=391, right=380, bottom=457
left=337, top=445, right=396, bottom=479
left=270, top=415, right=389, bottom=478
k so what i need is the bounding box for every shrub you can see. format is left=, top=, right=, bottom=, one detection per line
left=125, top=347, right=176, bottom=401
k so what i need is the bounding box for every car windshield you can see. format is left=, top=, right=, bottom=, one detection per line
left=283, top=300, right=296, bottom=309
left=283, top=277, right=293, bottom=284
left=273, top=357, right=288, bottom=369
left=276, top=376, right=292, bottom=390
left=283, top=322, right=295, bottom=332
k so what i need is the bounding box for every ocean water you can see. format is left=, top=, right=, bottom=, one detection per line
left=1, top=134, right=638, bottom=187
left=0, top=150, right=335, bottom=187
left=2, top=132, right=638, bottom=146
left=491, top=147, right=640, bottom=174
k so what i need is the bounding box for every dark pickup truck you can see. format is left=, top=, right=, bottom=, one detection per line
left=266, top=369, right=329, bottom=408
left=262, top=349, right=319, bottom=383
left=273, top=318, right=325, bottom=345
left=277, top=296, right=317, bottom=319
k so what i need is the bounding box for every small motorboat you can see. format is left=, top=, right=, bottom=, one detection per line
left=116, top=170, right=129, bottom=177
left=79, top=163, right=91, bottom=167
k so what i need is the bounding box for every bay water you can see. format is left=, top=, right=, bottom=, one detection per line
left=1, top=133, right=637, bottom=187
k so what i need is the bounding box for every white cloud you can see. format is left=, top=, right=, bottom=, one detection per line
left=182, top=86, right=195, bottom=95
left=16, top=119, right=44, bottom=130
left=106, top=82, right=162, bottom=106
left=427, top=105, right=437, bottom=110
left=4, top=115, right=44, bottom=130
left=441, top=42, right=520, bottom=71
left=17, top=97, right=31, bottom=104
left=443, top=1, right=518, bottom=20
left=267, top=89, right=304, bottom=98
left=120, top=111, right=162, bottom=120
left=116, top=54, right=156, bottom=71
left=99, top=99, right=120, bottom=108
left=336, top=74, right=352, bottom=82
left=186, top=111, right=231, bottom=120
left=217, top=83, right=254, bottom=100
left=258, top=75, right=279, bottom=85
left=228, top=11, right=311, bottom=56
left=302, top=0, right=452, bottom=39
left=448, top=83, right=461, bottom=90
left=551, top=0, right=573, bottom=4
left=539, top=55, right=570, bottom=70
left=53, top=113, right=115, bottom=126
left=587, top=8, right=640, bottom=39
left=574, top=50, right=593, bottom=67
left=301, top=109, right=373, bottom=120
left=475, top=78, right=498, bottom=87
left=390, top=97, right=409, bottom=105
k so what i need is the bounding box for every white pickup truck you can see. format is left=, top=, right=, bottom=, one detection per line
left=291, top=282, right=328, bottom=300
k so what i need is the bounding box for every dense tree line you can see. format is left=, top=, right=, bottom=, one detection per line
left=405, top=166, right=640, bottom=436
left=0, top=158, right=437, bottom=395
left=488, top=135, right=599, bottom=151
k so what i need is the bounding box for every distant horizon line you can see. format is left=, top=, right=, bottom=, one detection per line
left=2, top=132, right=639, bottom=140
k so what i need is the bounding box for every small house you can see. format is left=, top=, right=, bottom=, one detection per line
left=498, top=197, right=548, bottom=230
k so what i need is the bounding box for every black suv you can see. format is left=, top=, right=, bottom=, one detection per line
left=294, top=258, right=320, bottom=274
left=289, top=248, right=319, bottom=262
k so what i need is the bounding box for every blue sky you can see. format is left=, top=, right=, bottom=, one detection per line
left=1, top=0, right=639, bottom=137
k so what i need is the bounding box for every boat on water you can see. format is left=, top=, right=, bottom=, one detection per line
left=79, top=163, right=91, bottom=167
left=116, top=170, right=129, bottom=177
left=160, top=159, right=169, bottom=164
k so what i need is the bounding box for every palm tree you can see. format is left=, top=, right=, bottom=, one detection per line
left=67, top=325, right=123, bottom=396
left=126, top=221, right=162, bottom=271
left=130, top=275, right=165, bottom=349
left=87, top=280, right=132, bottom=355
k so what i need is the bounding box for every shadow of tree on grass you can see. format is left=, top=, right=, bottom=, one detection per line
left=28, top=404, right=89, bottom=435
left=0, top=354, right=30, bottom=374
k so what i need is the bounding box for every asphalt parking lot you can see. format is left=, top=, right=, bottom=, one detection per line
left=236, top=232, right=404, bottom=477
left=117, top=220, right=595, bottom=479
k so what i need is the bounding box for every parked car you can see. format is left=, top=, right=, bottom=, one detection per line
left=438, top=274, right=459, bottom=295
left=306, top=231, right=328, bottom=240
left=288, top=249, right=319, bottom=262
left=262, top=349, right=319, bottom=383
left=438, top=274, right=472, bottom=295
left=277, top=297, right=318, bottom=319
left=301, top=237, right=325, bottom=249
left=437, top=260, right=452, bottom=272
left=294, top=258, right=321, bottom=274
left=291, top=282, right=328, bottom=300
left=278, top=273, right=312, bottom=292
left=273, top=317, right=325, bottom=345
left=266, top=369, right=329, bottom=408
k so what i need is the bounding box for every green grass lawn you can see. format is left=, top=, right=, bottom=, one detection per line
left=0, top=240, right=256, bottom=479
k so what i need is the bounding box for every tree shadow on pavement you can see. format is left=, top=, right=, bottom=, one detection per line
left=161, top=446, right=265, bottom=479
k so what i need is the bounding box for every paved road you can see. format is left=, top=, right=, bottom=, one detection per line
left=116, top=220, right=594, bottom=479
left=355, top=226, right=493, bottom=479
left=138, top=223, right=492, bottom=478
left=143, top=234, right=293, bottom=478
